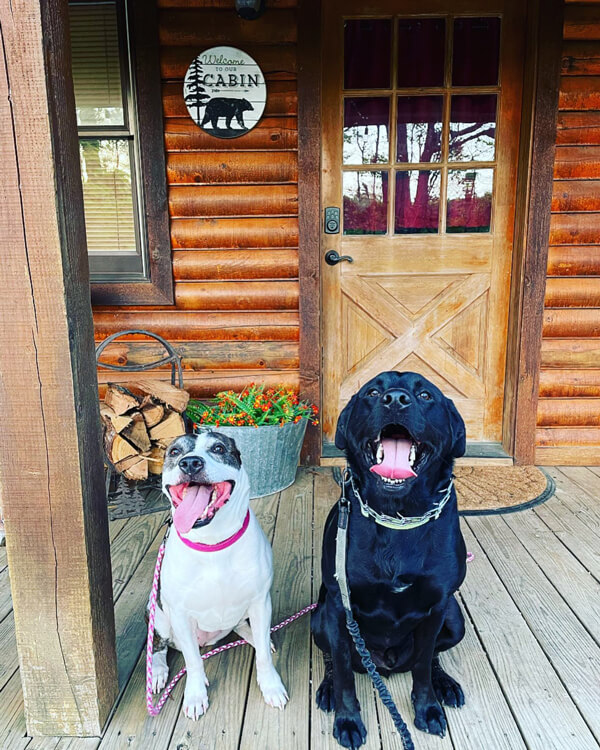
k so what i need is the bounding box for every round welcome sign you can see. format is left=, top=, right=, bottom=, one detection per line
left=184, top=46, right=267, bottom=139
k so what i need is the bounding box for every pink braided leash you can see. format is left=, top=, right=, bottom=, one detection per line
left=146, top=540, right=318, bottom=716
left=146, top=541, right=476, bottom=716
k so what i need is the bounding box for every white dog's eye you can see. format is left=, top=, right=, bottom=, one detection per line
left=367, top=388, right=380, bottom=397
left=212, top=443, right=225, bottom=455
left=169, top=447, right=181, bottom=457
left=418, top=391, right=432, bottom=401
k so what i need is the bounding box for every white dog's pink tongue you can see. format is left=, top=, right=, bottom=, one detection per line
left=173, top=485, right=212, bottom=534
left=370, top=438, right=417, bottom=479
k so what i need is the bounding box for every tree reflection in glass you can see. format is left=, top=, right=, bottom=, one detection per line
left=450, top=95, right=497, bottom=162
left=397, top=96, right=443, bottom=164
left=447, top=168, right=493, bottom=233
left=343, top=171, right=388, bottom=234
left=343, top=97, right=390, bottom=165
left=395, top=170, right=440, bottom=234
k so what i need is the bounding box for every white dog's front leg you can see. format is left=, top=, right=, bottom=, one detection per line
left=248, top=595, right=288, bottom=709
left=171, top=617, right=209, bottom=720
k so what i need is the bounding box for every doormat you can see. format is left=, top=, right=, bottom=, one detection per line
left=455, top=466, right=554, bottom=515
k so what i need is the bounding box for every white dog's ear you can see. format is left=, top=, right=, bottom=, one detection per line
left=335, top=394, right=358, bottom=451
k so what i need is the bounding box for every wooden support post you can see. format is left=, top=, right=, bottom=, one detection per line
left=0, top=0, right=118, bottom=736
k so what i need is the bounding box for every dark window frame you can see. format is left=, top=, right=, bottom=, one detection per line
left=71, top=0, right=173, bottom=306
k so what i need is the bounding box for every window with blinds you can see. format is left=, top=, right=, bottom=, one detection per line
left=69, top=0, right=144, bottom=278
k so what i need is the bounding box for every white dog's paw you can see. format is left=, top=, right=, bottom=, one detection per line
left=258, top=669, right=288, bottom=710
left=151, top=652, right=169, bottom=694
left=183, top=686, right=209, bottom=720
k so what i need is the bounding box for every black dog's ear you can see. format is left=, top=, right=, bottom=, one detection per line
left=446, top=398, right=466, bottom=459
left=334, top=395, right=357, bottom=451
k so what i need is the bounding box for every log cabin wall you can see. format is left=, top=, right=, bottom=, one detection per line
left=536, top=0, right=600, bottom=464
left=93, top=0, right=300, bottom=399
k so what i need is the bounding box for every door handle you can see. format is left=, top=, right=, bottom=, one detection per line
left=325, top=250, right=354, bottom=266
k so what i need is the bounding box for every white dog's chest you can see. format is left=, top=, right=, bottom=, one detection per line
left=160, top=522, right=272, bottom=634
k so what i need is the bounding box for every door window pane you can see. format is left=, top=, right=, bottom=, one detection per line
left=397, top=18, right=445, bottom=88
left=80, top=139, right=137, bottom=252
left=450, top=95, right=496, bottom=162
left=447, top=169, right=493, bottom=233
left=343, top=171, right=388, bottom=234
left=452, top=17, right=501, bottom=86
left=395, top=170, right=440, bottom=234
left=397, top=96, right=443, bottom=163
left=344, top=97, right=390, bottom=165
left=344, top=20, right=392, bottom=89
left=69, top=2, right=125, bottom=127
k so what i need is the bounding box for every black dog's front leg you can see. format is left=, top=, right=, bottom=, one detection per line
left=319, top=598, right=367, bottom=749
left=410, top=609, right=447, bottom=737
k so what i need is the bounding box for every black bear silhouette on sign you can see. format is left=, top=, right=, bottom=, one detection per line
left=201, top=97, right=254, bottom=131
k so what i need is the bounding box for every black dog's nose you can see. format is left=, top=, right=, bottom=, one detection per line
left=382, top=388, right=411, bottom=408
left=179, top=455, right=204, bottom=475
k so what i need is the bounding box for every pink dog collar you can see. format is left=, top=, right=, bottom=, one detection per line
left=175, top=510, right=250, bottom=552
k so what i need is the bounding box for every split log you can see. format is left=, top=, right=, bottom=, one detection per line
left=130, top=379, right=190, bottom=413
left=148, top=411, right=186, bottom=442
left=146, top=444, right=166, bottom=475
left=141, top=399, right=165, bottom=428
left=99, top=404, right=133, bottom=433
left=104, top=384, right=140, bottom=415
left=121, top=413, right=151, bottom=453
left=114, top=454, right=149, bottom=481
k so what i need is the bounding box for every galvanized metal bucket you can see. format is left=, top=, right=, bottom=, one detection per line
left=194, top=419, right=308, bottom=499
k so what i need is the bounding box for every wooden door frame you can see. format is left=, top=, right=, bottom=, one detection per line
left=298, top=0, right=563, bottom=465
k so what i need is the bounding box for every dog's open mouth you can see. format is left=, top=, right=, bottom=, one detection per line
left=367, top=425, right=429, bottom=487
left=168, top=481, right=235, bottom=533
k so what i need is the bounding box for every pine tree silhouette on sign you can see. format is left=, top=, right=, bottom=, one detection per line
left=184, top=58, right=210, bottom=124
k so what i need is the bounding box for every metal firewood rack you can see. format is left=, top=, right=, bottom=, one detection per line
left=96, top=330, right=185, bottom=520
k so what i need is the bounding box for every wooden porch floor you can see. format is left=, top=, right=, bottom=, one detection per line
left=1, top=466, right=600, bottom=750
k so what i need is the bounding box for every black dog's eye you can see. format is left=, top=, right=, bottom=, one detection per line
left=169, top=447, right=181, bottom=457
left=212, top=443, right=225, bottom=455
left=367, top=388, right=380, bottom=397
left=418, top=391, right=432, bottom=401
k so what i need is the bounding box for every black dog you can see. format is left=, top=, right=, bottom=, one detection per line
left=311, top=371, right=467, bottom=748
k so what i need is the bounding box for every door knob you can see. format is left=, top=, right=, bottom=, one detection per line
left=325, top=250, right=354, bottom=265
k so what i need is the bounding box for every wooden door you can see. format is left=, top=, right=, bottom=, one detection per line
left=321, top=0, right=526, bottom=447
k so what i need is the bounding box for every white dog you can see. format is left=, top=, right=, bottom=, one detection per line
left=149, top=431, right=288, bottom=719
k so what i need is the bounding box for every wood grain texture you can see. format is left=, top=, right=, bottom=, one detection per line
left=169, top=184, right=298, bottom=217
left=96, top=340, right=299, bottom=371
left=554, top=145, right=600, bottom=177
left=542, top=308, right=600, bottom=337
left=544, top=276, right=600, bottom=306
left=539, top=367, right=600, bottom=396
left=163, top=80, right=297, bottom=118
left=159, top=9, right=298, bottom=45
left=174, top=281, right=299, bottom=310
left=564, top=4, right=600, bottom=40
left=537, top=397, right=600, bottom=425
left=549, top=212, right=600, bottom=244
left=556, top=110, right=600, bottom=143
left=552, top=179, right=600, bottom=210
left=94, top=310, right=299, bottom=340
left=559, top=75, right=600, bottom=109
left=562, top=41, right=600, bottom=75
left=536, top=444, right=600, bottom=463
left=171, top=217, right=299, bottom=248
left=0, top=0, right=117, bottom=734
left=541, top=338, right=600, bottom=367
left=547, top=245, right=600, bottom=274
left=173, top=248, right=298, bottom=280
left=536, top=425, right=600, bottom=444
left=164, top=116, right=298, bottom=151
left=166, top=151, right=298, bottom=184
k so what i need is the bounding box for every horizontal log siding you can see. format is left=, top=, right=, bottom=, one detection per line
left=93, top=1, right=300, bottom=392
left=537, top=0, right=600, bottom=461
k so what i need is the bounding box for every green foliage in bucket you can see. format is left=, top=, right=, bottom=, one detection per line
left=186, top=383, right=319, bottom=428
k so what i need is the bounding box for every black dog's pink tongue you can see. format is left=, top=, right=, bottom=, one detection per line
left=173, top=485, right=211, bottom=534
left=370, top=438, right=417, bottom=479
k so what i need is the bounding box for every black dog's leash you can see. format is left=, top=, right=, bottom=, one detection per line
left=335, top=473, right=415, bottom=750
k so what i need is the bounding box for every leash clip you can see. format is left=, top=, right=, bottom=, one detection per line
left=337, top=468, right=351, bottom=529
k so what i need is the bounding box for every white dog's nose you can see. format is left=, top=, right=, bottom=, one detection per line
left=179, top=456, right=204, bottom=475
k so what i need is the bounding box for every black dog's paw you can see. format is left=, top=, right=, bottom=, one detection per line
left=432, top=668, right=465, bottom=708
left=316, top=676, right=335, bottom=712
left=333, top=713, right=367, bottom=749
left=412, top=694, right=447, bottom=737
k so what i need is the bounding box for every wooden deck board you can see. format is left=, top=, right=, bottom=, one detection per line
left=2, top=468, right=600, bottom=749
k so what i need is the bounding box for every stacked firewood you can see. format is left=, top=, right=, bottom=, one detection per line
left=100, top=380, right=189, bottom=480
